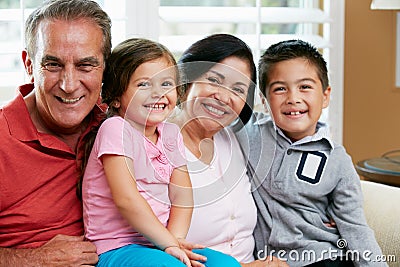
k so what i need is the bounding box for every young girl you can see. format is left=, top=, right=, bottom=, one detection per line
left=82, top=38, right=241, bottom=267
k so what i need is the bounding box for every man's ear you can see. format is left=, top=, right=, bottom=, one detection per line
left=22, top=50, right=34, bottom=83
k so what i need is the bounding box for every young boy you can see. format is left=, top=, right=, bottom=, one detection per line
left=235, top=40, right=386, bottom=267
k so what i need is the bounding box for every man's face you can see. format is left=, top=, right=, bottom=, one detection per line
left=26, top=18, right=105, bottom=133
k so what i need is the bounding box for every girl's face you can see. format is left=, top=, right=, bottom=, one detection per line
left=266, top=58, right=331, bottom=141
left=182, top=56, right=251, bottom=132
left=118, top=57, right=177, bottom=132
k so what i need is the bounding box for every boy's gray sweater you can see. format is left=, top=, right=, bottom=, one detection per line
left=235, top=112, right=386, bottom=267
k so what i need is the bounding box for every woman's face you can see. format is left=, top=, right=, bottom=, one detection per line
left=182, top=56, right=252, bottom=132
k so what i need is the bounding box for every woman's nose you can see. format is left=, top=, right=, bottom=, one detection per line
left=213, top=86, right=231, bottom=104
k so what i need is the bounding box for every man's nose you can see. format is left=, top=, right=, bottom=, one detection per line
left=59, top=65, right=80, bottom=93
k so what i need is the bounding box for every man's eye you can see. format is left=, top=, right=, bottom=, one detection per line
left=78, top=64, right=95, bottom=72
left=43, top=63, right=62, bottom=72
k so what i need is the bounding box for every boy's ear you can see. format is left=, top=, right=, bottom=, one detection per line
left=322, top=86, right=331, bottom=109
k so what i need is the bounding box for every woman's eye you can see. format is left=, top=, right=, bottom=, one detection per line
left=232, top=87, right=245, bottom=94
left=206, top=76, right=221, bottom=85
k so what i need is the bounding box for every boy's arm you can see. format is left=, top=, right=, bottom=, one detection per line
left=328, top=149, right=387, bottom=267
left=167, top=166, right=193, bottom=239
left=102, top=154, right=179, bottom=250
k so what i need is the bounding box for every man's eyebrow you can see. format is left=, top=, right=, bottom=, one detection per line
left=41, top=55, right=101, bottom=66
left=41, top=55, right=60, bottom=63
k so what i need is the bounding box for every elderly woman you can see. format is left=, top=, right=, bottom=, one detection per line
left=169, top=34, right=288, bottom=267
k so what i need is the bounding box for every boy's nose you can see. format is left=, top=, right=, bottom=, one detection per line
left=286, top=90, right=301, bottom=104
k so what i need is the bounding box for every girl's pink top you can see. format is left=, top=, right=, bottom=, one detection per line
left=82, top=116, right=186, bottom=254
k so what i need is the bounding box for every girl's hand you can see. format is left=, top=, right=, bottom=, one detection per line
left=164, top=246, right=192, bottom=267
left=177, top=238, right=207, bottom=267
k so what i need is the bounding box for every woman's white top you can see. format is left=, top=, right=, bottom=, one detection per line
left=185, top=127, right=257, bottom=263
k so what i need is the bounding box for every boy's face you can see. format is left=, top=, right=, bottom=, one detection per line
left=266, top=58, right=331, bottom=142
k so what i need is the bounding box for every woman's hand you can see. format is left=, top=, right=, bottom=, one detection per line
left=177, top=238, right=207, bottom=267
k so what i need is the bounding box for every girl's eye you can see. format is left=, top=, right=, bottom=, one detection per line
left=138, top=81, right=151, bottom=88
left=162, top=80, right=175, bottom=87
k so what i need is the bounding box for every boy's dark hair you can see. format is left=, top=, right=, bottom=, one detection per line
left=258, top=39, right=329, bottom=96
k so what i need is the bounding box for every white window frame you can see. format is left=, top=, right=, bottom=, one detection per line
left=121, top=0, right=344, bottom=144
left=0, top=0, right=345, bottom=144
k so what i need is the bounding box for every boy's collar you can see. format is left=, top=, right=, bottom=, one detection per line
left=277, top=121, right=334, bottom=149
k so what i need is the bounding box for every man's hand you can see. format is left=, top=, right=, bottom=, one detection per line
left=0, top=234, right=98, bottom=267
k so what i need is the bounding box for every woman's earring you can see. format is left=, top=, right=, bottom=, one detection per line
left=113, top=102, right=120, bottom=108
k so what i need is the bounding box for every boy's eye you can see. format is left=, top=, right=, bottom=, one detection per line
left=272, top=87, right=285, bottom=92
left=300, top=85, right=313, bottom=90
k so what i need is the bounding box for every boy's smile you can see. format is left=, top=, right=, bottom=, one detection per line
left=266, top=58, right=331, bottom=142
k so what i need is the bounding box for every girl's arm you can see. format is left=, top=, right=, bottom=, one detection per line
left=167, top=167, right=206, bottom=267
left=167, top=165, right=193, bottom=239
left=102, top=154, right=179, bottom=250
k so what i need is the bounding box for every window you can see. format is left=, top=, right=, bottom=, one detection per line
left=0, top=0, right=41, bottom=103
left=0, top=0, right=344, bottom=143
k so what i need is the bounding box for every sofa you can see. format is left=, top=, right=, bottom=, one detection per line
left=360, top=180, right=400, bottom=266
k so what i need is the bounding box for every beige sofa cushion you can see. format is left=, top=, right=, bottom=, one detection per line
left=361, top=180, right=400, bottom=266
